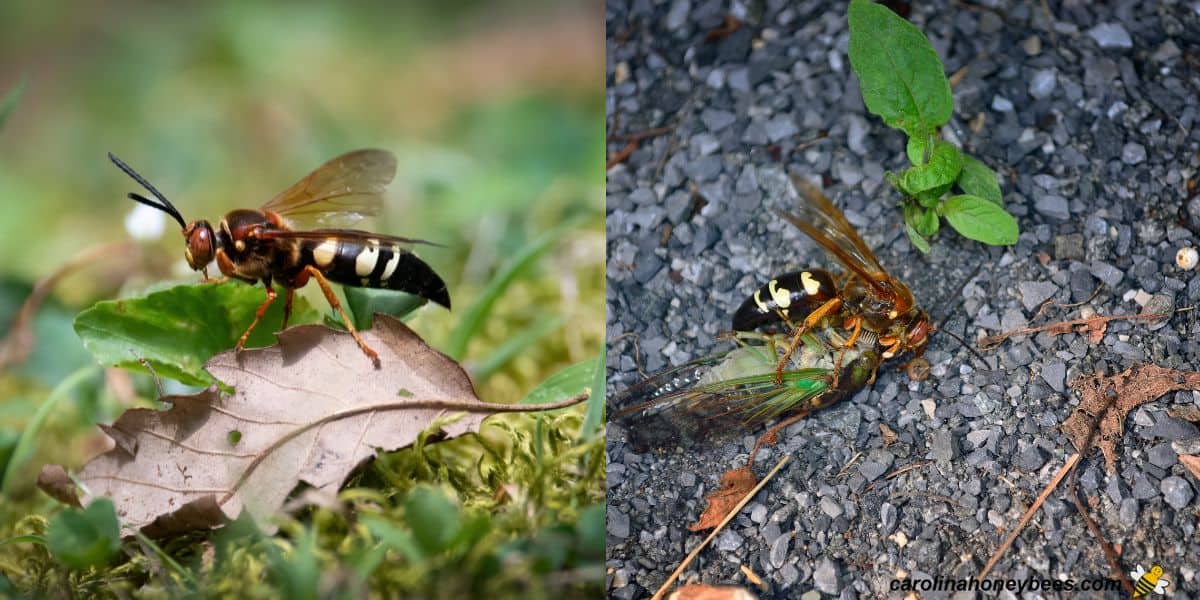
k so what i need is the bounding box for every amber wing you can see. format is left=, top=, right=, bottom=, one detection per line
left=776, top=176, right=890, bottom=287
left=261, top=149, right=396, bottom=228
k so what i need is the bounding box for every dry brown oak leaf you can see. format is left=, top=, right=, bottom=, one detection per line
left=1062, top=364, right=1200, bottom=473
left=44, top=314, right=584, bottom=537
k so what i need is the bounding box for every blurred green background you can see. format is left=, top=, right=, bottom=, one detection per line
left=0, top=1, right=604, bottom=597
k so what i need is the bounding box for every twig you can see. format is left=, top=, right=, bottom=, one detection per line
left=1065, top=463, right=1134, bottom=596
left=977, top=453, right=1080, bottom=581
left=863, top=460, right=932, bottom=493
left=977, top=311, right=1180, bottom=349
left=606, top=125, right=677, bottom=170
left=651, top=455, right=790, bottom=600
left=608, top=332, right=647, bottom=378
left=0, top=241, right=136, bottom=370
left=1032, top=283, right=1103, bottom=319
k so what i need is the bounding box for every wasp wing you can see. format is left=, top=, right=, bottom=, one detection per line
left=260, top=149, right=396, bottom=228
left=778, top=176, right=891, bottom=288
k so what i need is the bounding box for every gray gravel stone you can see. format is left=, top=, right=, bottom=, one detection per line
left=1019, top=281, right=1059, bottom=311
left=1087, top=23, right=1133, bottom=49
left=813, top=558, right=840, bottom=595
left=1034, top=195, right=1070, bottom=220
left=1161, top=477, right=1195, bottom=510
left=1041, top=361, right=1066, bottom=393
left=1122, top=142, right=1147, bottom=165
left=1090, top=261, right=1124, bottom=287
left=1029, top=69, right=1057, bottom=99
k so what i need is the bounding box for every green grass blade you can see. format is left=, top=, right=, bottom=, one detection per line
left=1, top=365, right=98, bottom=494
left=470, top=314, right=564, bottom=383
left=446, top=220, right=577, bottom=360
left=0, top=534, right=45, bottom=547
left=579, top=346, right=605, bottom=439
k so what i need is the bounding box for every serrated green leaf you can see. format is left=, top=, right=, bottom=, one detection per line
left=47, top=499, right=121, bottom=570
left=942, top=194, right=1019, bottom=245
left=73, top=282, right=318, bottom=387
left=343, top=287, right=427, bottom=330
left=848, top=0, right=952, bottom=137
left=899, top=140, right=961, bottom=195
left=957, top=153, right=1003, bottom=206
left=915, top=183, right=951, bottom=208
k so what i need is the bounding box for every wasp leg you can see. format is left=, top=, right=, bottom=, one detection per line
left=830, top=315, right=863, bottom=388
left=774, top=297, right=842, bottom=384
left=300, top=265, right=380, bottom=368
left=235, top=285, right=277, bottom=352
left=281, top=288, right=295, bottom=330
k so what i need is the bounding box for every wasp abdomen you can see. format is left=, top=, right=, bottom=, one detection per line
left=303, top=238, right=451, bottom=309
left=731, top=269, right=837, bottom=331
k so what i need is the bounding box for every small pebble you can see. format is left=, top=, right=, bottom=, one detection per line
left=1161, top=476, right=1194, bottom=510
left=1177, top=247, right=1198, bottom=270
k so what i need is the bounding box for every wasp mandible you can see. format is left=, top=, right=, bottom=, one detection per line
left=109, top=149, right=451, bottom=367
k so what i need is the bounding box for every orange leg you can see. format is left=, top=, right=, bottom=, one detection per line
left=235, top=285, right=277, bottom=352
left=281, top=288, right=295, bottom=330
left=830, top=315, right=863, bottom=388
left=302, top=265, right=380, bottom=368
left=774, top=297, right=842, bottom=384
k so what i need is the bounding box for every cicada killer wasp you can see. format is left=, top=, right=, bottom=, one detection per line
left=109, top=149, right=450, bottom=367
left=732, top=176, right=932, bottom=384
left=611, top=175, right=931, bottom=447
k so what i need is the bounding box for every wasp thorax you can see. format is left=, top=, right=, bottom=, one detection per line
left=183, top=220, right=215, bottom=270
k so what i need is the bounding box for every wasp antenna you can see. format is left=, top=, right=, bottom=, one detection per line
left=938, top=324, right=989, bottom=369
left=108, top=152, right=187, bottom=228
left=127, top=192, right=187, bottom=229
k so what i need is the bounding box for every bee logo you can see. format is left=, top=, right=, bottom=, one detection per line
left=1130, top=564, right=1169, bottom=597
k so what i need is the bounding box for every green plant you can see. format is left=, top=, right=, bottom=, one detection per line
left=847, top=0, right=1019, bottom=252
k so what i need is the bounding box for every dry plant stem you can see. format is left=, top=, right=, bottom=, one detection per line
left=0, top=241, right=136, bottom=370
left=977, top=311, right=1177, bottom=349
left=977, top=453, right=1080, bottom=581
left=220, top=392, right=588, bottom=505
left=651, top=455, right=790, bottom=600
left=1065, top=464, right=1135, bottom=596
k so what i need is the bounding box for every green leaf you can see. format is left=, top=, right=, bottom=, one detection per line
left=912, top=206, right=940, bottom=237
left=884, top=171, right=906, bottom=195
left=520, top=357, right=595, bottom=405
left=575, top=504, right=605, bottom=561
left=915, top=184, right=951, bottom=208
left=901, top=202, right=932, bottom=253
left=405, top=486, right=460, bottom=555
left=581, top=346, right=606, bottom=439
left=343, top=287, right=426, bottom=331
left=942, top=194, right=1020, bottom=245
left=899, top=140, right=962, bottom=195
left=957, top=153, right=1003, bottom=206
left=46, top=499, right=121, bottom=570
left=848, top=0, right=953, bottom=137
left=73, top=282, right=318, bottom=387
left=0, top=78, right=25, bottom=131
left=904, top=222, right=931, bottom=253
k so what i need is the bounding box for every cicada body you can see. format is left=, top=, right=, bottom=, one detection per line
left=610, top=327, right=880, bottom=449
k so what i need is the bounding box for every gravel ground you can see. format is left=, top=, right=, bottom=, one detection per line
left=605, top=1, right=1200, bottom=598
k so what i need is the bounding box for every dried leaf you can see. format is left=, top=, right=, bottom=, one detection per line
left=1180, top=454, right=1200, bottom=482
left=669, top=584, right=758, bottom=600
left=37, top=465, right=81, bottom=507
left=879, top=423, right=899, bottom=447
left=56, top=314, right=582, bottom=536
left=689, top=466, right=757, bottom=532
left=1062, top=365, right=1200, bottom=473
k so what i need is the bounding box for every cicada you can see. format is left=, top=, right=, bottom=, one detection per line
left=611, top=176, right=931, bottom=444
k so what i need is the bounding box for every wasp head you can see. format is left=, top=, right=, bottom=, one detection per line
left=182, top=220, right=215, bottom=271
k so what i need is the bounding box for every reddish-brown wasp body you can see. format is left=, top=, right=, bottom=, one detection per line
left=110, top=149, right=450, bottom=367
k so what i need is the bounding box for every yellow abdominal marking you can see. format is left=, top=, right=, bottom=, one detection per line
left=800, top=271, right=821, bottom=295
left=355, top=242, right=380, bottom=277
left=312, top=239, right=338, bottom=268
left=768, top=280, right=791, bottom=308
left=753, top=289, right=767, bottom=312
